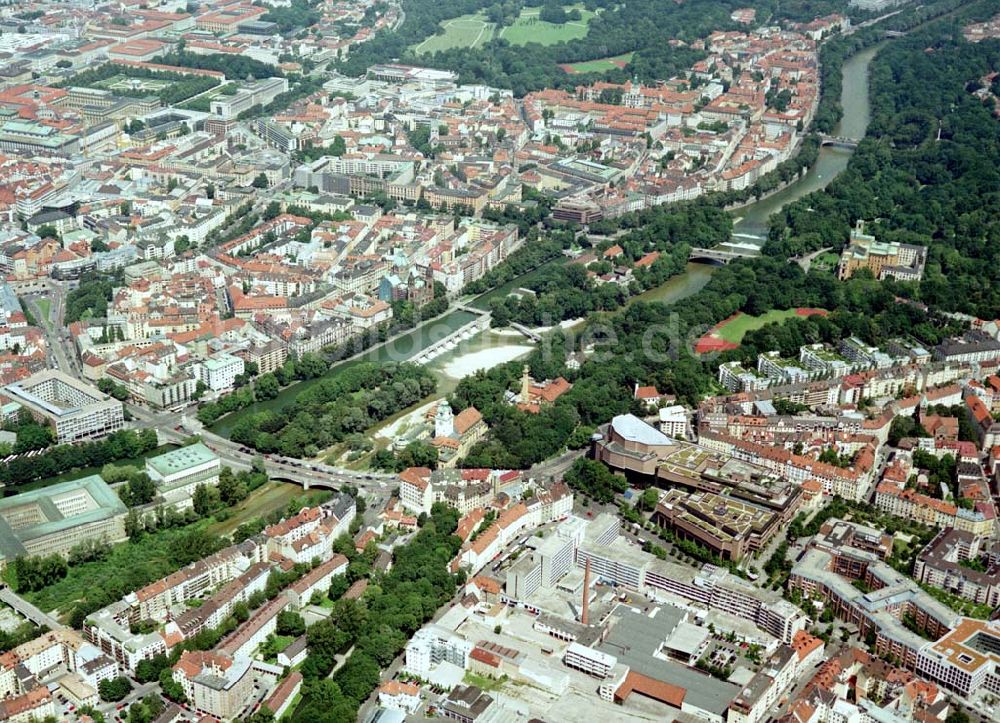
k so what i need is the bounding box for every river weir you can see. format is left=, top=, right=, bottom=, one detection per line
left=211, top=42, right=884, bottom=436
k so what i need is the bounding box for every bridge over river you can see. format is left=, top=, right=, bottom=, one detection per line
left=689, top=241, right=762, bottom=265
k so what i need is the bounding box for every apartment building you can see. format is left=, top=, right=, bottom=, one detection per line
left=789, top=520, right=959, bottom=668
left=174, top=563, right=271, bottom=640
left=404, top=625, right=473, bottom=677
left=217, top=597, right=288, bottom=660
left=264, top=504, right=354, bottom=565
left=124, top=543, right=252, bottom=621
left=913, top=529, right=1000, bottom=608
left=284, top=554, right=349, bottom=609
left=0, top=688, right=55, bottom=722
left=196, top=353, right=245, bottom=392
left=398, top=466, right=433, bottom=514
left=933, top=331, right=1000, bottom=364
left=172, top=650, right=255, bottom=720
left=727, top=632, right=825, bottom=723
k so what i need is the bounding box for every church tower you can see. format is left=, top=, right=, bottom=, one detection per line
left=435, top=399, right=455, bottom=439
left=520, top=365, right=531, bottom=404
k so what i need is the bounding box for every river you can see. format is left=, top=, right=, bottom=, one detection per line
left=635, top=41, right=883, bottom=304
left=210, top=259, right=569, bottom=435
left=211, top=42, right=882, bottom=435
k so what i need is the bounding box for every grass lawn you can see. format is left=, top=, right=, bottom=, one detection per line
left=413, top=13, right=496, bottom=54
left=35, top=298, right=51, bottom=326
left=463, top=671, right=507, bottom=692
left=813, top=252, right=841, bottom=269
left=95, top=75, right=170, bottom=92
left=499, top=5, right=595, bottom=46
left=413, top=4, right=595, bottom=54
left=716, top=308, right=802, bottom=344
left=206, top=480, right=315, bottom=538
left=178, top=83, right=237, bottom=111
left=562, top=52, right=634, bottom=74
left=260, top=634, right=295, bottom=661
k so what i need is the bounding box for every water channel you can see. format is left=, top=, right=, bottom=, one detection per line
left=211, top=42, right=883, bottom=435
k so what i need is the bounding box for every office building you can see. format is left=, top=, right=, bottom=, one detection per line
left=1, top=370, right=124, bottom=444
left=0, top=475, right=127, bottom=566
left=915, top=618, right=1000, bottom=699
left=145, top=442, right=221, bottom=506
left=652, top=488, right=780, bottom=562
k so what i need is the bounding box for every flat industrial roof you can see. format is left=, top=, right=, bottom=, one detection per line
left=146, top=442, right=218, bottom=476
left=598, top=608, right=739, bottom=715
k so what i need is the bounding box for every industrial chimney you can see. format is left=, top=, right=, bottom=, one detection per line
left=581, top=558, right=591, bottom=626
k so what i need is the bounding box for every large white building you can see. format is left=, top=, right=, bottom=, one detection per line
left=0, top=475, right=128, bottom=566
left=145, top=442, right=221, bottom=506
left=196, top=353, right=245, bottom=392
left=1, top=370, right=124, bottom=443
left=915, top=618, right=1000, bottom=699
left=563, top=642, right=617, bottom=678
left=404, top=625, right=473, bottom=677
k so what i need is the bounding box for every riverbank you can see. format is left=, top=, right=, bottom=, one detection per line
left=210, top=21, right=889, bottom=441
left=209, top=257, right=567, bottom=436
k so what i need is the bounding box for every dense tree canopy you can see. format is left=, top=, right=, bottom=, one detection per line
left=768, top=11, right=1000, bottom=319
left=292, top=504, right=461, bottom=721
left=226, top=362, right=436, bottom=458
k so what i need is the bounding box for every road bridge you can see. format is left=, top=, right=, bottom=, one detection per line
left=689, top=244, right=761, bottom=265
left=0, top=586, right=68, bottom=631
left=818, top=134, right=859, bottom=149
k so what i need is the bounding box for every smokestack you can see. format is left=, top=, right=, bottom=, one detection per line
left=582, top=558, right=591, bottom=626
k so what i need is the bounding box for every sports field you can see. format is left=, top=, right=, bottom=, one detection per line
left=561, top=52, right=634, bottom=74
left=694, top=307, right=829, bottom=354
left=413, top=4, right=595, bottom=55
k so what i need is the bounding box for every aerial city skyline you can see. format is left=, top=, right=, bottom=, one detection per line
left=0, top=0, right=997, bottom=721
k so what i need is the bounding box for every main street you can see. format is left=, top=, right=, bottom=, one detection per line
left=127, top=404, right=396, bottom=492
left=127, top=392, right=584, bottom=497
left=22, top=281, right=82, bottom=379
